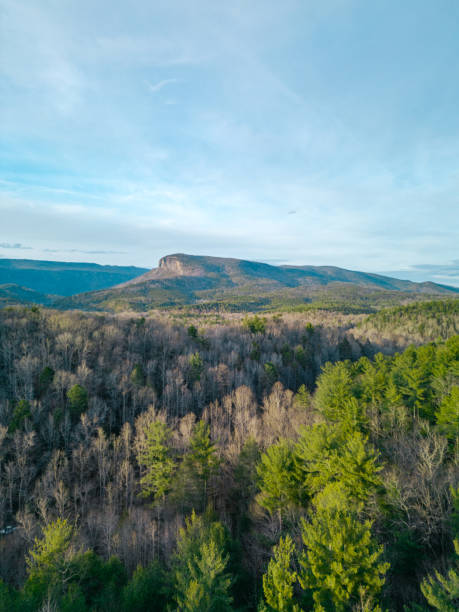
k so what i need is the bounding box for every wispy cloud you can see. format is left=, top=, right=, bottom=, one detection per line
left=146, top=78, right=179, bottom=93
left=0, top=242, right=32, bottom=250
left=44, top=248, right=128, bottom=255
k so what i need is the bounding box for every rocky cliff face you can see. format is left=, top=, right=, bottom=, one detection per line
left=158, top=254, right=205, bottom=276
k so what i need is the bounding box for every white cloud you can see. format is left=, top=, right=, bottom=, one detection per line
left=146, top=78, right=179, bottom=93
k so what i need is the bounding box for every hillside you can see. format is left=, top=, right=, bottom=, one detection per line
left=0, top=284, right=55, bottom=307
left=0, top=259, right=148, bottom=297
left=55, top=253, right=459, bottom=313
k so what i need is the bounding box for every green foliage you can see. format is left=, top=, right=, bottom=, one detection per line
left=359, top=299, right=459, bottom=342
left=189, top=352, right=204, bottom=382
left=122, top=561, right=166, bottom=611
left=262, top=535, right=301, bottom=612
left=264, top=361, right=279, bottom=385
left=243, top=315, right=267, bottom=334
left=257, top=439, right=296, bottom=520
left=69, top=551, right=126, bottom=611
left=24, top=518, right=76, bottom=607
left=314, top=361, right=355, bottom=424
left=187, top=324, right=198, bottom=338
left=136, top=420, right=175, bottom=504
left=173, top=512, right=233, bottom=612
left=294, top=385, right=311, bottom=411
left=294, top=423, right=382, bottom=504
left=299, top=484, right=389, bottom=611
left=67, top=384, right=88, bottom=418
left=435, top=386, right=459, bottom=441
left=38, top=365, right=54, bottom=397
left=8, top=399, right=32, bottom=433
left=0, top=579, right=19, bottom=612
left=22, top=519, right=127, bottom=611
left=173, top=420, right=220, bottom=510
left=421, top=539, right=459, bottom=611
left=130, top=363, right=146, bottom=386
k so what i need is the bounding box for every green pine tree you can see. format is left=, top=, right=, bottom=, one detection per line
left=136, top=420, right=175, bottom=504
left=262, top=535, right=302, bottom=612
left=256, top=439, right=296, bottom=526
left=420, top=539, right=459, bottom=611
left=173, top=512, right=233, bottom=612
left=299, top=484, right=389, bottom=611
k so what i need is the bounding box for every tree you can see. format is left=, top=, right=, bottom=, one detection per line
left=38, top=365, right=54, bottom=398
left=243, top=315, right=267, bottom=334
left=435, top=386, right=459, bottom=441
left=314, top=361, right=354, bottom=423
left=294, top=423, right=382, bottom=505
left=421, top=539, right=459, bottom=611
left=299, top=484, right=389, bottom=611
left=174, top=420, right=220, bottom=509
left=172, top=512, right=233, bottom=612
left=187, top=325, right=198, bottom=339
left=23, top=518, right=77, bottom=607
left=262, top=535, right=301, bottom=612
left=122, top=561, right=166, bottom=612
left=8, top=399, right=32, bottom=433
left=136, top=420, right=175, bottom=504
left=67, top=384, right=88, bottom=418
left=257, top=439, right=296, bottom=527
left=189, top=352, right=204, bottom=382
left=130, top=363, right=146, bottom=386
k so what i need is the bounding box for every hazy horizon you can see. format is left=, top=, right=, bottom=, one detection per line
left=1, top=252, right=458, bottom=288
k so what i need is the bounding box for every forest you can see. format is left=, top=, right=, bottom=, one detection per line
left=0, top=301, right=458, bottom=611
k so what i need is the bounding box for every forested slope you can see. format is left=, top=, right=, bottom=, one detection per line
left=0, top=306, right=457, bottom=610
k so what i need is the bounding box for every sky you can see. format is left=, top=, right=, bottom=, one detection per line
left=1, top=0, right=459, bottom=286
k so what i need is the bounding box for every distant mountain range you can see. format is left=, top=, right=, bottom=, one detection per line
left=1, top=254, right=457, bottom=312
left=0, top=259, right=148, bottom=296
left=45, top=253, right=459, bottom=313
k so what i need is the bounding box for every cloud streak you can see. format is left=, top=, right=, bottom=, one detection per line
left=147, top=78, right=179, bottom=93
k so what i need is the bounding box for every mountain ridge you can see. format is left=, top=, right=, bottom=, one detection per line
left=52, top=253, right=458, bottom=313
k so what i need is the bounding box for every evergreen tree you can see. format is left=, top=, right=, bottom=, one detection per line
left=174, top=420, right=220, bottom=509
left=421, top=539, right=459, bottom=611
left=8, top=399, right=32, bottom=433
left=262, top=535, right=301, bottom=612
left=435, top=386, right=459, bottom=441
left=314, top=361, right=353, bottom=423
left=130, top=363, right=146, bottom=386
left=136, top=420, right=175, bottom=504
left=257, top=439, right=296, bottom=525
left=189, top=352, right=204, bottom=382
left=299, top=484, right=389, bottom=611
left=294, top=423, right=382, bottom=504
left=173, top=512, right=233, bottom=612
left=122, top=561, right=166, bottom=611
left=67, top=384, right=88, bottom=418
left=23, top=518, right=78, bottom=608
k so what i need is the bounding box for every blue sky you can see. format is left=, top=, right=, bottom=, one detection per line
left=1, top=0, right=458, bottom=285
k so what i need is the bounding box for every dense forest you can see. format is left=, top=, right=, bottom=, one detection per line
left=0, top=302, right=458, bottom=611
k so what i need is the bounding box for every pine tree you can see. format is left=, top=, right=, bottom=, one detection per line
left=298, top=484, right=389, bottom=611
left=173, top=512, right=233, bottom=612
left=262, top=535, right=302, bottom=612
left=435, top=386, right=459, bottom=441
left=136, top=420, right=175, bottom=504
left=421, top=539, right=459, bottom=611
left=256, top=439, right=296, bottom=526
left=294, top=423, right=381, bottom=504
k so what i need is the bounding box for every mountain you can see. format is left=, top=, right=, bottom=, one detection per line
left=0, top=259, right=148, bottom=296
left=0, top=283, right=55, bottom=307
left=53, top=253, right=459, bottom=313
